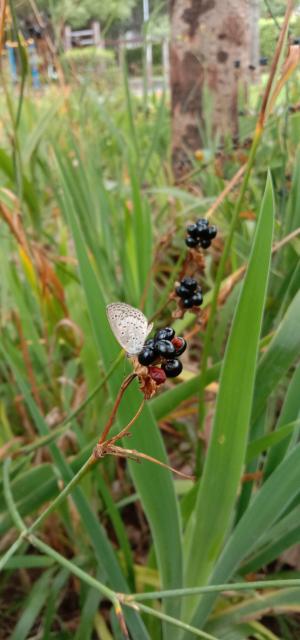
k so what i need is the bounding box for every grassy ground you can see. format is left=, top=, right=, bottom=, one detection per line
left=1, top=59, right=300, bottom=639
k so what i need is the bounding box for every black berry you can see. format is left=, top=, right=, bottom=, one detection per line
left=185, top=236, right=198, bottom=248
left=162, top=359, right=183, bottom=378
left=181, top=277, right=197, bottom=292
left=172, top=337, right=187, bottom=356
left=191, top=291, right=203, bottom=306
left=154, top=327, right=175, bottom=342
left=176, top=284, right=190, bottom=298
left=154, top=339, right=176, bottom=358
left=138, top=348, right=156, bottom=366
left=145, top=338, right=156, bottom=349
left=200, top=238, right=211, bottom=249
left=186, top=223, right=199, bottom=239
left=183, top=297, right=194, bottom=309
left=208, top=225, right=218, bottom=239
left=196, top=218, right=209, bottom=229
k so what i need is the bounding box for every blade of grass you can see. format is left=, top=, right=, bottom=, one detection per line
left=252, top=290, right=300, bottom=424
left=63, top=176, right=184, bottom=621
left=246, top=419, right=300, bottom=464
left=0, top=343, right=150, bottom=640
left=187, top=441, right=300, bottom=633
left=183, top=175, right=274, bottom=619
left=11, top=569, right=53, bottom=640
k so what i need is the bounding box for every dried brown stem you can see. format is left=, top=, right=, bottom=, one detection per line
left=98, top=373, right=137, bottom=445
left=108, top=445, right=195, bottom=480
left=213, top=225, right=300, bottom=311
left=206, top=164, right=246, bottom=220
left=114, top=601, right=129, bottom=638
left=258, top=0, right=294, bottom=129
left=107, top=399, right=145, bottom=445
left=13, top=312, right=44, bottom=417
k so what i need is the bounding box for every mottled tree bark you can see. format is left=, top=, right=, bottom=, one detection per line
left=170, top=0, right=252, bottom=179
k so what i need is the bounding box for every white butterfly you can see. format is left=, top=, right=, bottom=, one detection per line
left=106, top=302, right=153, bottom=357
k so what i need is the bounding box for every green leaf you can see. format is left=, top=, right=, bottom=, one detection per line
left=246, top=419, right=300, bottom=464
left=188, top=442, right=300, bottom=633
left=206, top=588, right=300, bottom=637
left=11, top=570, right=53, bottom=640
left=23, top=100, right=63, bottom=163
left=241, top=504, right=300, bottom=574
left=55, top=176, right=184, bottom=621
left=151, top=364, right=220, bottom=422
left=264, top=363, right=300, bottom=477
left=183, top=175, right=274, bottom=619
left=252, top=290, right=300, bottom=424
left=0, top=342, right=149, bottom=640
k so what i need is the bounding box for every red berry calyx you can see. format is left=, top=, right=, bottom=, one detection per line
left=148, top=366, right=167, bottom=385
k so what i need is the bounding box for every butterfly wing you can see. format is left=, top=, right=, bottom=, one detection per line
left=107, top=302, right=151, bottom=356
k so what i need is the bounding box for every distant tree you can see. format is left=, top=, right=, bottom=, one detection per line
left=261, top=0, right=286, bottom=19
left=16, top=0, right=137, bottom=29
left=169, top=0, right=253, bottom=180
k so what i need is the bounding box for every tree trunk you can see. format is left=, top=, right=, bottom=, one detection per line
left=170, top=0, right=252, bottom=180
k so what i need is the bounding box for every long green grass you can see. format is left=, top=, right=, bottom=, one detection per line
left=1, top=29, right=300, bottom=639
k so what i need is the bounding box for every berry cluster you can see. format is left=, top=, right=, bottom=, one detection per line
left=176, top=277, right=203, bottom=309
left=138, top=326, right=186, bottom=378
left=185, top=218, right=217, bottom=250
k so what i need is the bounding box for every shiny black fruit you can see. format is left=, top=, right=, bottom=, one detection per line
left=185, top=236, right=198, bottom=248
left=176, top=284, right=190, bottom=298
left=181, top=277, right=197, bottom=292
left=200, top=238, right=211, bottom=249
left=138, top=348, right=156, bottom=366
left=186, top=223, right=199, bottom=239
left=191, top=291, right=203, bottom=306
left=162, top=359, right=183, bottom=378
left=154, top=327, right=175, bottom=342
left=154, top=339, right=176, bottom=358
left=183, top=297, right=194, bottom=309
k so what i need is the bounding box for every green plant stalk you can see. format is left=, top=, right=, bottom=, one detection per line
left=3, top=460, right=216, bottom=640
left=29, top=535, right=120, bottom=606
left=126, top=578, right=300, bottom=601
left=0, top=456, right=93, bottom=572
left=0, top=536, right=25, bottom=572
left=27, top=536, right=218, bottom=640
left=126, top=601, right=217, bottom=640
left=196, top=131, right=261, bottom=470
left=3, top=458, right=26, bottom=533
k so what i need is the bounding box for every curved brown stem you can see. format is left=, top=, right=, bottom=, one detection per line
left=98, top=373, right=137, bottom=445
left=108, top=399, right=145, bottom=445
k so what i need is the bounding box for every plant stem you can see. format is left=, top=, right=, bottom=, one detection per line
left=32, top=456, right=94, bottom=532
left=125, top=601, right=217, bottom=639
left=125, top=577, right=300, bottom=601
left=98, top=373, right=137, bottom=444
left=109, top=399, right=145, bottom=444
left=29, top=534, right=119, bottom=604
